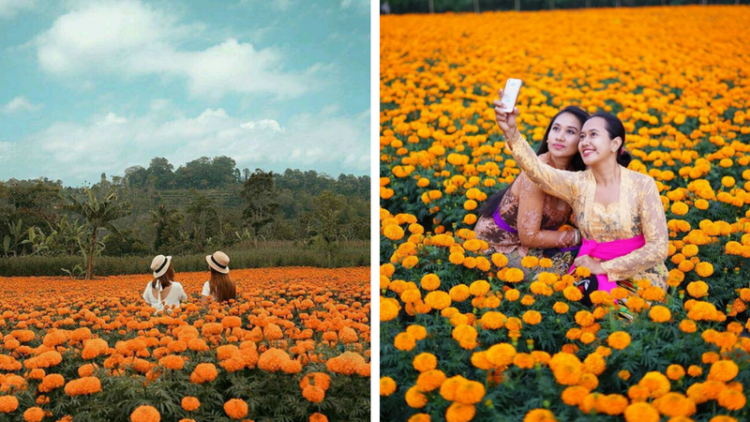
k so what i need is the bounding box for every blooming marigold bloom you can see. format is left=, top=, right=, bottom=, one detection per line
left=522, top=310, right=542, bottom=325
left=666, top=364, right=685, bottom=380
left=380, top=377, right=397, bottom=396
left=504, top=268, right=525, bottom=283
left=523, top=409, right=557, bottom=422
left=416, top=369, right=446, bottom=392
left=405, top=385, right=427, bottom=408
left=623, top=402, right=659, bottom=422
left=189, top=363, right=218, bottom=384
left=718, top=389, right=746, bottom=411
left=638, top=372, right=671, bottom=398
left=131, top=405, right=160, bottom=422
left=649, top=306, right=671, bottom=323
left=38, top=373, right=65, bottom=393
left=618, top=370, right=631, bottom=381
left=223, top=399, right=248, bottom=420
left=64, top=377, right=101, bottom=396
left=394, top=332, right=416, bottom=351
left=553, top=302, right=569, bottom=314
left=454, top=379, right=485, bottom=405
left=445, top=403, right=476, bottom=422
left=302, top=385, right=326, bottom=403
left=487, top=343, right=516, bottom=367
left=708, top=360, right=739, bottom=382
left=607, top=331, right=631, bottom=350
left=413, top=353, right=437, bottom=372
left=309, top=413, right=329, bottom=422
left=654, top=392, right=696, bottom=418
left=181, top=397, right=200, bottom=412
left=23, top=407, right=44, bottom=422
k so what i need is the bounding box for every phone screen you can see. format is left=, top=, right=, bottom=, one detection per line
left=500, top=79, right=522, bottom=112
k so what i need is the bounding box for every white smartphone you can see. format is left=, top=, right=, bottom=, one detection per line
left=499, top=78, right=523, bottom=113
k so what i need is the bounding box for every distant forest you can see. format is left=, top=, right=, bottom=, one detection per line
left=382, top=0, right=742, bottom=14
left=0, top=156, right=369, bottom=264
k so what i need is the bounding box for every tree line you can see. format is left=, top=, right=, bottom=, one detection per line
left=382, top=0, right=742, bottom=14
left=0, top=158, right=369, bottom=278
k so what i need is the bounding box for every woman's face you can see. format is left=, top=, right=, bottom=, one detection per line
left=546, top=112, right=583, bottom=161
left=579, top=117, right=619, bottom=166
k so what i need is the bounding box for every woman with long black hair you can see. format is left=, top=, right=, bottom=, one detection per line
left=474, top=106, right=588, bottom=279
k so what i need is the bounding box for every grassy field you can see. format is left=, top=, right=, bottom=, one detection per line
left=0, top=241, right=369, bottom=277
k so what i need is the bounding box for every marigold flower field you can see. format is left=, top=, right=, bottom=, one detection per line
left=379, top=6, right=750, bottom=422
left=0, top=267, right=370, bottom=422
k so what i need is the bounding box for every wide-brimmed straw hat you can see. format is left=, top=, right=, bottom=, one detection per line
left=206, top=251, right=230, bottom=274
left=150, top=255, right=172, bottom=278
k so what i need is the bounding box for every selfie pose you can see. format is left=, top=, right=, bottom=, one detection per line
left=495, top=89, right=669, bottom=301
left=475, top=105, right=588, bottom=279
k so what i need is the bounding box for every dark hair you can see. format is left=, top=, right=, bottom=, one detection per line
left=152, top=262, right=174, bottom=290
left=588, top=112, right=632, bottom=167
left=479, top=106, right=589, bottom=218
left=209, top=268, right=237, bottom=302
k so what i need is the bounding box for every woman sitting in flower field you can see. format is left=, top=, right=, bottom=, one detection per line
left=496, top=90, right=669, bottom=304
left=142, top=254, right=188, bottom=313
left=202, top=250, right=237, bottom=303
left=475, top=105, right=588, bottom=279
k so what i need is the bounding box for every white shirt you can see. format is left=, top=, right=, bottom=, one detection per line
left=201, top=281, right=215, bottom=300
left=143, top=281, right=187, bottom=313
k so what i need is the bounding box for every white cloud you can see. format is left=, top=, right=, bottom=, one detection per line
left=10, top=107, right=368, bottom=183
left=35, top=0, right=315, bottom=99
left=0, top=142, right=14, bottom=162
left=0, top=0, right=36, bottom=18
left=340, top=0, right=368, bottom=12
left=272, top=0, right=293, bottom=11
left=2, top=96, right=43, bottom=113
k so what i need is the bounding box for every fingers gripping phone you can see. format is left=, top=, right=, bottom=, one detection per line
left=500, top=78, right=523, bottom=113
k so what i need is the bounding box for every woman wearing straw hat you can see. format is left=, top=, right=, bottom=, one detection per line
left=142, top=254, right=187, bottom=313
left=201, top=251, right=237, bottom=303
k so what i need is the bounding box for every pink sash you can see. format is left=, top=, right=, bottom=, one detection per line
left=569, top=234, right=645, bottom=293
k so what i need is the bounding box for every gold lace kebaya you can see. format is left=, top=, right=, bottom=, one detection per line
left=474, top=153, right=578, bottom=276
left=506, top=132, right=670, bottom=290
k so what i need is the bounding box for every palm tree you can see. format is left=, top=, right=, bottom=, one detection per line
left=64, top=188, right=131, bottom=279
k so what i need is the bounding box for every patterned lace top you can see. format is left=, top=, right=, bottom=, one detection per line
left=507, top=132, right=669, bottom=289
left=474, top=153, right=577, bottom=256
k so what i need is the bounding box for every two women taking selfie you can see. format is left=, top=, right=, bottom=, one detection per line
left=484, top=86, right=669, bottom=305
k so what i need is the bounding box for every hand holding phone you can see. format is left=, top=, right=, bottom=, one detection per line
left=499, top=78, right=522, bottom=112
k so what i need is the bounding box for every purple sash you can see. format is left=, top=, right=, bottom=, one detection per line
left=492, top=209, right=518, bottom=234
left=492, top=209, right=578, bottom=254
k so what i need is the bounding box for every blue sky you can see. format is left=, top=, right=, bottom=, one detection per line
left=0, top=0, right=370, bottom=186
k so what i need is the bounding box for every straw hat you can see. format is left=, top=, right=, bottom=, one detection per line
left=150, top=255, right=172, bottom=278
left=206, top=251, right=230, bottom=274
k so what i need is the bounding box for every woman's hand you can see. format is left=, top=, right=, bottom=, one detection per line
left=493, top=89, right=520, bottom=137
left=574, top=255, right=605, bottom=275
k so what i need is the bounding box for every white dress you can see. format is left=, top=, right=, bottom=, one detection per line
left=142, top=281, right=187, bottom=313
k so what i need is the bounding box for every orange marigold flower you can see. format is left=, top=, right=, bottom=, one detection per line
left=607, top=331, right=631, bottom=350
left=405, top=385, right=427, bottom=408
left=309, top=413, right=329, bottom=422
left=181, top=397, right=200, bottom=412
left=380, top=377, right=397, bottom=396
left=708, top=360, right=739, bottom=382
left=131, top=405, right=160, bottom=422
left=623, top=402, right=659, bottom=422
left=189, top=363, right=218, bottom=384
left=223, top=399, right=248, bottom=420
left=416, top=369, right=446, bottom=392
left=666, top=364, right=685, bottom=380
left=523, top=408, right=557, bottom=422
left=64, top=377, right=102, bottom=396
left=302, top=385, right=326, bottom=403
left=649, top=306, right=671, bottom=323
left=446, top=403, right=476, bottom=422
left=413, top=353, right=437, bottom=372
left=718, top=389, right=746, bottom=411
